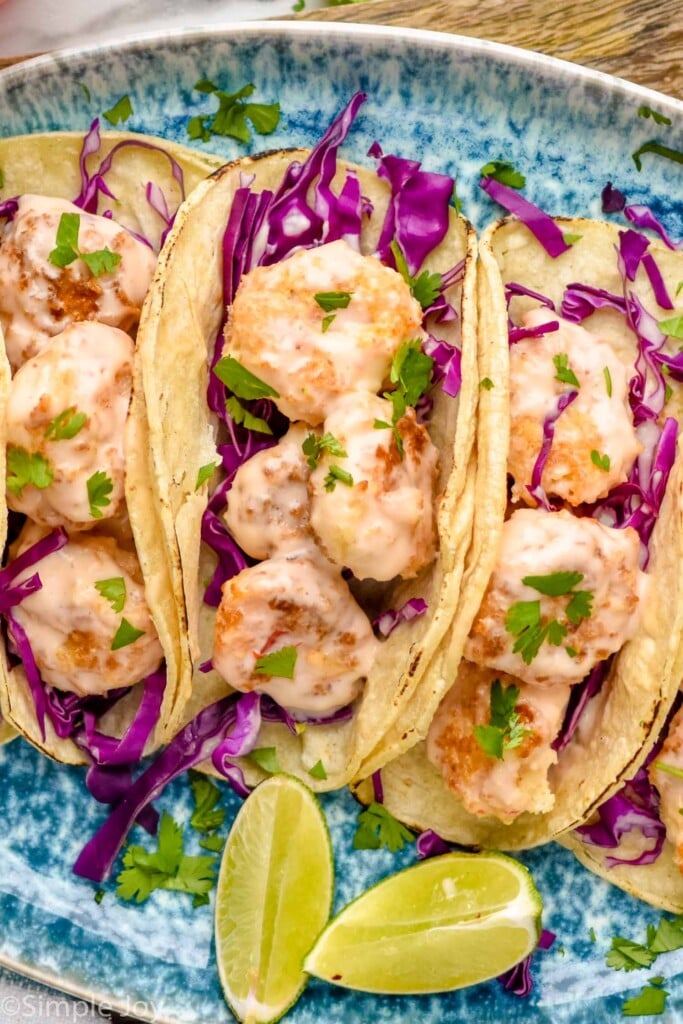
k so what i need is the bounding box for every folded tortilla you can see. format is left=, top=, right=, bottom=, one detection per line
left=136, top=144, right=480, bottom=790
left=0, top=129, right=223, bottom=763
left=354, top=216, right=683, bottom=848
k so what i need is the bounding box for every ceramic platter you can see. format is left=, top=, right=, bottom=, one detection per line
left=1, top=21, right=683, bottom=1024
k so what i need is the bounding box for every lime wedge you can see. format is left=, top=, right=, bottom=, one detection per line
left=304, top=851, right=542, bottom=995
left=215, top=774, right=334, bottom=1024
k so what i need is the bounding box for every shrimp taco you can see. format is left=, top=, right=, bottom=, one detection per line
left=0, top=124, right=223, bottom=770
left=135, top=92, right=480, bottom=792
left=355, top=209, right=683, bottom=849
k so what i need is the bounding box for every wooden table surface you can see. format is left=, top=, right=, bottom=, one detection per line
left=1, top=0, right=682, bottom=101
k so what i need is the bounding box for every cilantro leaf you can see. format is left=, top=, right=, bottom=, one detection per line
left=632, top=139, right=683, bottom=172
left=6, top=446, right=54, bottom=496
left=390, top=240, right=443, bottom=311
left=637, top=105, right=672, bottom=126
left=187, top=116, right=210, bottom=143
left=214, top=355, right=279, bottom=400
left=622, top=980, right=668, bottom=1016
left=308, top=760, right=328, bottom=781
left=302, top=431, right=347, bottom=469
left=658, top=315, right=683, bottom=339
left=80, top=247, right=122, bottom=277
left=323, top=465, right=354, bottom=492
left=94, top=577, right=126, bottom=613
left=480, top=160, right=526, bottom=189
left=103, top=94, right=133, bottom=126
left=188, top=80, right=280, bottom=144
left=189, top=771, right=225, bottom=834
left=254, top=645, right=297, bottom=678
left=314, top=291, right=353, bottom=312
left=195, top=462, right=217, bottom=490
left=604, top=366, right=613, bottom=396
left=505, top=599, right=541, bottom=635
left=591, top=449, right=611, bottom=472
left=225, top=395, right=273, bottom=435
left=546, top=619, right=568, bottom=646
left=652, top=761, right=683, bottom=780
left=473, top=723, right=505, bottom=759
left=44, top=406, right=87, bottom=441
left=48, top=212, right=121, bottom=277
left=606, top=936, right=657, bottom=972
left=247, top=747, right=280, bottom=774
left=353, top=802, right=415, bottom=852
left=474, top=679, right=532, bottom=760
left=553, top=352, right=580, bottom=388
left=389, top=339, right=434, bottom=407
left=648, top=914, right=683, bottom=953
left=480, top=377, right=494, bottom=390
left=565, top=590, right=594, bottom=624
left=86, top=469, right=113, bottom=519
left=522, top=572, right=584, bottom=597
left=199, top=834, right=225, bottom=853
left=321, top=313, right=336, bottom=333
left=111, top=618, right=145, bottom=651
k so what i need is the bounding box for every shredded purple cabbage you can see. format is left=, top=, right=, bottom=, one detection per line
left=527, top=389, right=579, bottom=510
left=552, top=662, right=609, bottom=753
left=601, top=182, right=627, bottom=213
left=575, top=765, right=666, bottom=867
left=508, top=319, right=559, bottom=345
left=369, top=141, right=454, bottom=277
left=479, top=178, right=570, bottom=258
left=625, top=204, right=683, bottom=251
left=371, top=770, right=384, bottom=803
left=505, top=282, right=556, bottom=310
left=560, top=283, right=627, bottom=322
left=423, top=336, right=462, bottom=397
left=498, top=930, right=556, bottom=998
left=0, top=197, right=19, bottom=221
left=416, top=829, right=451, bottom=859
left=373, top=598, right=428, bottom=638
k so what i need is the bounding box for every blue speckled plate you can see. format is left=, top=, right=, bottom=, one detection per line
left=2, top=22, right=683, bottom=1024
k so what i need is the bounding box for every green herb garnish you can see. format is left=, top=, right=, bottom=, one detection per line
left=314, top=291, right=353, bottom=312
left=637, top=105, right=672, bottom=126
left=247, top=747, right=281, bottom=774
left=6, top=446, right=54, bottom=496
left=323, top=465, right=354, bottom=492
left=254, top=645, right=298, bottom=679
left=188, top=81, right=280, bottom=144
left=225, top=395, right=273, bottom=435
left=103, top=94, right=133, bottom=126
left=86, top=469, right=114, bottom=519
left=116, top=812, right=217, bottom=906
left=189, top=771, right=225, bottom=834
left=195, top=462, right=217, bottom=490
left=652, top=761, right=683, bottom=780
left=390, top=240, right=443, bottom=310
left=44, top=406, right=87, bottom=441
left=591, top=450, right=611, bottom=472
left=632, top=139, right=683, bottom=172
left=473, top=679, right=533, bottom=760
left=622, top=978, right=668, bottom=1017
left=480, top=377, right=494, bottom=390
left=302, top=431, right=347, bottom=469
left=604, top=366, right=613, bottom=396
left=94, top=577, right=126, bottom=613
left=111, top=618, right=145, bottom=651
left=48, top=212, right=122, bottom=277
left=353, top=802, right=415, bottom=852
left=213, top=355, right=279, bottom=400
left=308, top=760, right=328, bottom=781
left=553, top=352, right=580, bottom=388
left=658, top=315, right=683, bottom=339
left=480, top=160, right=526, bottom=189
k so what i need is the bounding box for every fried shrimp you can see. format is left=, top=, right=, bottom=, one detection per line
left=0, top=194, right=156, bottom=369
left=426, top=662, right=572, bottom=822
left=223, top=239, right=425, bottom=425
left=508, top=309, right=641, bottom=506
left=308, top=391, right=438, bottom=581
left=223, top=424, right=313, bottom=561
left=6, top=322, right=133, bottom=530
left=212, top=552, right=379, bottom=716
left=11, top=524, right=163, bottom=697
left=649, top=705, right=683, bottom=873
left=465, top=508, right=647, bottom=688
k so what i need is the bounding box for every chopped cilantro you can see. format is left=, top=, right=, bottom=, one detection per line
left=652, top=760, right=683, bottom=780
left=308, top=760, right=328, bottom=781
left=195, top=462, right=217, bottom=490
left=247, top=747, right=280, bottom=774
left=473, top=678, right=532, bottom=760
left=565, top=589, right=594, bottom=624
left=188, top=80, right=280, bottom=145
left=302, top=431, right=347, bottom=469
left=546, top=619, right=568, bottom=645
left=637, top=105, right=672, bottom=126
left=353, top=802, right=415, bottom=852
left=44, top=406, right=87, bottom=441
left=606, top=936, right=657, bottom=972
left=479, top=160, right=526, bottom=189
left=648, top=914, right=683, bottom=953
left=115, top=812, right=217, bottom=905
left=225, top=395, right=273, bottom=435
left=321, top=313, right=336, bottom=333
left=522, top=571, right=584, bottom=597
left=48, top=212, right=121, bottom=277
left=103, top=94, right=133, bottom=126
left=189, top=771, right=225, bottom=834
left=324, top=465, right=354, bottom=492
left=658, top=314, right=683, bottom=338
left=213, top=355, right=279, bottom=400
left=632, top=139, right=683, bottom=172
left=452, top=181, right=463, bottom=215
left=390, top=240, right=443, bottom=310
left=553, top=352, right=580, bottom=388
left=314, top=291, right=353, bottom=312
left=199, top=834, right=225, bottom=853
left=604, top=366, right=613, bottom=397
left=94, top=577, right=126, bottom=613
left=589, top=927, right=597, bottom=943
left=591, top=450, right=611, bottom=472
left=79, top=83, right=91, bottom=103
left=292, top=0, right=305, bottom=9
left=480, top=377, right=494, bottom=390
left=111, top=618, right=145, bottom=651
left=86, top=469, right=114, bottom=519
left=562, top=233, right=583, bottom=244
left=6, top=446, right=54, bottom=496
left=622, top=978, right=668, bottom=1016
left=254, top=645, right=297, bottom=679
left=389, top=339, right=434, bottom=408
left=94, top=889, right=105, bottom=905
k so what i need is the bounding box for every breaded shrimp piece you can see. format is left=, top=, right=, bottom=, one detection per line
left=426, top=662, right=571, bottom=822
left=509, top=309, right=640, bottom=506
left=224, top=239, right=425, bottom=425
left=6, top=322, right=133, bottom=530
left=212, top=552, right=378, bottom=717
left=0, top=194, right=156, bottom=369
left=308, top=391, right=438, bottom=581
left=10, top=523, right=163, bottom=696
left=465, top=508, right=647, bottom=687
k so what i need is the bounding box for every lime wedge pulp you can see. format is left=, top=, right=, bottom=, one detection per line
left=215, top=774, right=334, bottom=1023
left=304, top=851, right=542, bottom=995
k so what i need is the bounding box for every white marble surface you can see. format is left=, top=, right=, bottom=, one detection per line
left=0, top=0, right=328, bottom=58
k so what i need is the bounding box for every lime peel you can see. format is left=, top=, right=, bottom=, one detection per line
left=215, top=774, right=334, bottom=1023
left=304, top=851, right=542, bottom=995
